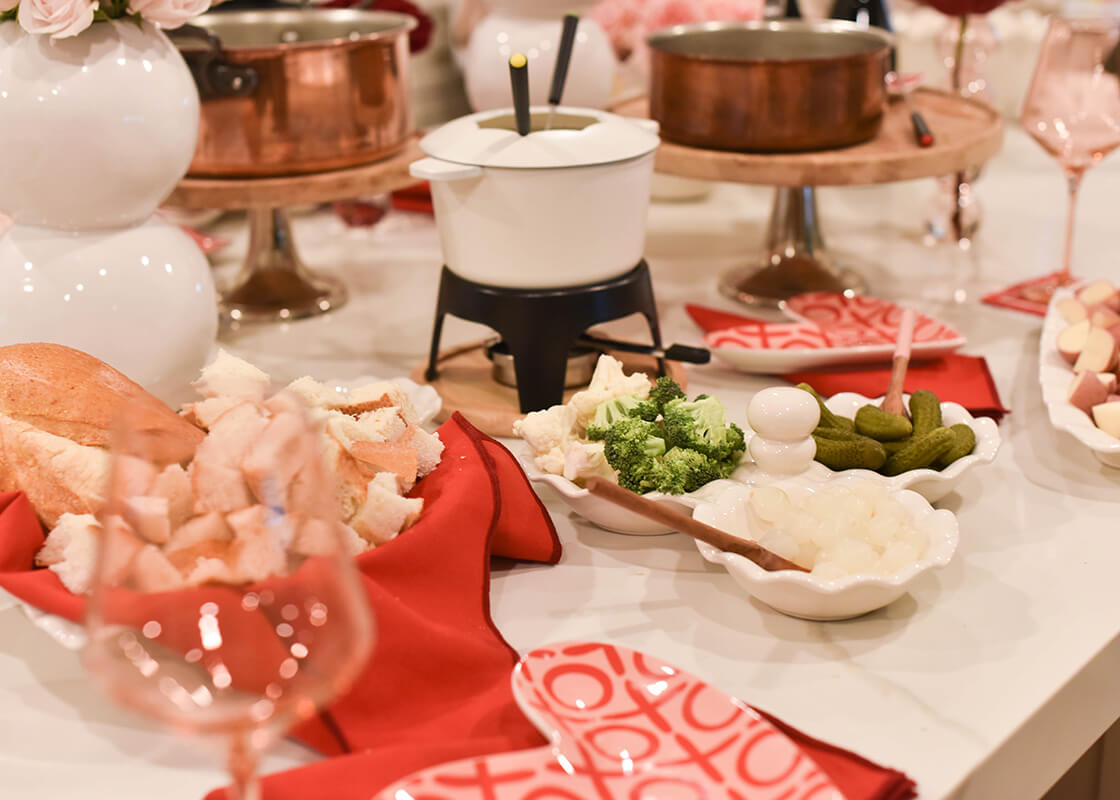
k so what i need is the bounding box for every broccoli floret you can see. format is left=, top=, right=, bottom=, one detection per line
left=647, top=376, right=686, bottom=414
left=662, top=396, right=747, bottom=463
left=585, top=394, right=646, bottom=440
left=717, top=423, right=747, bottom=474
left=602, top=417, right=667, bottom=491
left=642, top=447, right=721, bottom=494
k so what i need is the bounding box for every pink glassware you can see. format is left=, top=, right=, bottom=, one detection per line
left=82, top=400, right=374, bottom=800
left=1018, top=13, right=1120, bottom=302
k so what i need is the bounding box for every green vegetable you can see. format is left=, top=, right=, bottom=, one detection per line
left=882, top=438, right=911, bottom=455
left=812, top=434, right=888, bottom=471
left=796, top=383, right=855, bottom=432
left=594, top=377, right=746, bottom=495
left=662, top=395, right=746, bottom=462
left=854, top=404, right=913, bottom=441
left=602, top=418, right=667, bottom=492
left=933, top=423, right=976, bottom=469
left=586, top=393, right=645, bottom=440
left=812, top=424, right=859, bottom=441
left=645, top=447, right=722, bottom=494
left=644, top=375, right=687, bottom=416
left=909, top=390, right=943, bottom=438
left=882, top=427, right=956, bottom=476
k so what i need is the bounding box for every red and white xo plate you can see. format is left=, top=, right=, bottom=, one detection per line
left=375, top=641, right=842, bottom=800
left=702, top=293, right=966, bottom=374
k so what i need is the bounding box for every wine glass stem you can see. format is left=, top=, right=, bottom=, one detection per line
left=228, top=730, right=261, bottom=800
left=1060, top=170, right=1085, bottom=282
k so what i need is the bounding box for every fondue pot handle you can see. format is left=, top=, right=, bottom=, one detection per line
left=168, top=24, right=259, bottom=99
left=409, top=157, right=484, bottom=182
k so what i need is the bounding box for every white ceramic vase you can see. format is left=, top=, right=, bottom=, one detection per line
left=461, top=1, right=617, bottom=111
left=0, top=20, right=217, bottom=407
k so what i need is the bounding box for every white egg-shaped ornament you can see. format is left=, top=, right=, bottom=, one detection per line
left=749, top=436, right=817, bottom=476
left=748, top=387, right=821, bottom=443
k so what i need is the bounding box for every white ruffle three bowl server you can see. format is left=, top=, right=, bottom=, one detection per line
left=410, top=106, right=660, bottom=288
left=0, top=20, right=218, bottom=407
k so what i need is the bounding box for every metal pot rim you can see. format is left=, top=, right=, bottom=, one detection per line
left=646, top=19, right=893, bottom=65
left=185, top=9, right=417, bottom=55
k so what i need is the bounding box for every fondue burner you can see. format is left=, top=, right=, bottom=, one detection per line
left=426, top=262, right=668, bottom=413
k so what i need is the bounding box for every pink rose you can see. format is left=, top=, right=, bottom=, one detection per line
left=0, top=0, right=19, bottom=13
left=17, top=0, right=96, bottom=38
left=128, top=0, right=210, bottom=29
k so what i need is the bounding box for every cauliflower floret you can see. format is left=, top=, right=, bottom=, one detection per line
left=562, top=440, right=617, bottom=485
left=510, top=401, right=573, bottom=463
left=567, top=355, right=652, bottom=428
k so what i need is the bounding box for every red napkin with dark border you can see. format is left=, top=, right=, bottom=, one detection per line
left=0, top=413, right=915, bottom=800
left=688, top=302, right=1009, bottom=421
left=390, top=182, right=434, bottom=216
left=980, top=271, right=1066, bottom=317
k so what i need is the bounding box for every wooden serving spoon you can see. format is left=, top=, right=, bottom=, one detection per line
left=880, top=308, right=916, bottom=418
left=584, top=477, right=809, bottom=573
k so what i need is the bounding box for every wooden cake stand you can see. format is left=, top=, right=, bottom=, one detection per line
left=166, top=136, right=423, bottom=323
left=617, top=89, right=1004, bottom=306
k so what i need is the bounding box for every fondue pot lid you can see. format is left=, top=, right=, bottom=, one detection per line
left=418, top=106, right=660, bottom=169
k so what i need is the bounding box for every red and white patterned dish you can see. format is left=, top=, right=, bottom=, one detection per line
left=375, top=641, right=842, bottom=800
left=705, top=293, right=966, bottom=373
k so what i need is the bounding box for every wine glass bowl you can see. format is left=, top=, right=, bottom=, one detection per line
left=1017, top=13, right=1120, bottom=301
left=83, top=396, right=374, bottom=799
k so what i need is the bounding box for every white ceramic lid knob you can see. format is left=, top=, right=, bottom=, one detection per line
left=748, top=387, right=821, bottom=443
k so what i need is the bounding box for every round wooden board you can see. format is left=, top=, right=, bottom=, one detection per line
left=615, top=88, right=1004, bottom=187
left=165, top=136, right=424, bottom=210
left=411, top=341, right=690, bottom=439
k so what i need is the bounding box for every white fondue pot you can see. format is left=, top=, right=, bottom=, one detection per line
left=409, top=106, right=660, bottom=289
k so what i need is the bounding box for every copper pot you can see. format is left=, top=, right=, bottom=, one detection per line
left=648, top=20, right=893, bottom=153
left=174, top=9, right=416, bottom=177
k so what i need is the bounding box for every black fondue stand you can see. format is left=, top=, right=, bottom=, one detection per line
left=426, top=36, right=672, bottom=414
left=425, top=262, right=667, bottom=414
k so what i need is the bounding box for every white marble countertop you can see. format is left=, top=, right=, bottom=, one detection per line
left=4, top=124, right=1120, bottom=800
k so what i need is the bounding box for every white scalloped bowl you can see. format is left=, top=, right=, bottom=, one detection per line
left=692, top=475, right=960, bottom=620
left=515, top=442, right=739, bottom=536
left=1038, top=286, right=1120, bottom=468
left=803, top=392, right=1001, bottom=503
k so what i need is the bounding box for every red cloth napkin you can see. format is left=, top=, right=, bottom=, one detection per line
left=688, top=302, right=1008, bottom=421
left=0, top=414, right=915, bottom=800
left=390, top=182, right=434, bottom=215
left=980, top=271, right=1067, bottom=317
left=784, top=355, right=1009, bottom=421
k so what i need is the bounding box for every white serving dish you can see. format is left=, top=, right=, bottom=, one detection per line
left=516, top=441, right=736, bottom=536
left=710, top=338, right=967, bottom=374
left=796, top=392, right=1001, bottom=504
left=410, top=105, right=659, bottom=288
left=704, top=293, right=966, bottom=374
left=692, top=475, right=960, bottom=620
left=1039, top=286, right=1120, bottom=468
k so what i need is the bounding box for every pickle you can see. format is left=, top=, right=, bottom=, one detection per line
left=882, top=438, right=912, bottom=455
left=854, top=404, right=913, bottom=441
left=796, top=384, right=855, bottom=432
left=881, top=427, right=956, bottom=476
left=909, top=390, right=943, bottom=438
left=812, top=434, right=888, bottom=471
left=933, top=423, right=977, bottom=469
left=812, top=424, right=858, bottom=441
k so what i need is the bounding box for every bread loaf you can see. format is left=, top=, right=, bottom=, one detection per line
left=0, top=343, right=204, bottom=526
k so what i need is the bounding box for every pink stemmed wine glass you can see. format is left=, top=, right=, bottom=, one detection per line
left=82, top=397, right=374, bottom=800
left=1018, top=12, right=1120, bottom=303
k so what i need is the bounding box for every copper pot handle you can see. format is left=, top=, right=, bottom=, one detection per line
left=169, top=23, right=259, bottom=99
